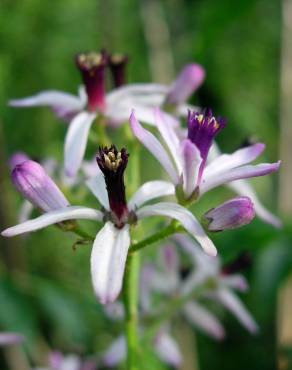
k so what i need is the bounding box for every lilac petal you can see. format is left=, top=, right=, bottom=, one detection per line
left=9, top=90, right=85, bottom=120
left=86, top=174, right=109, bottom=210
left=221, top=274, right=249, bottom=292
left=49, top=351, right=63, bottom=369
left=129, top=112, right=179, bottom=184
left=12, top=160, right=69, bottom=212
left=228, top=179, right=282, bottom=228
left=214, top=288, right=258, bottom=334
left=1, top=206, right=103, bottom=237
left=154, top=331, right=182, bottom=367
left=165, top=64, right=205, bottom=105
left=183, top=302, right=225, bottom=340
left=64, top=111, right=96, bottom=177
left=200, top=161, right=281, bottom=195
left=136, top=202, right=217, bottom=256
left=180, top=139, right=202, bottom=197
left=8, top=152, right=30, bottom=170
left=0, top=333, right=24, bottom=346
left=154, top=108, right=182, bottom=172
left=102, top=336, right=126, bottom=367
left=204, top=143, right=266, bottom=179
left=128, top=181, right=175, bottom=210
left=90, top=222, right=130, bottom=304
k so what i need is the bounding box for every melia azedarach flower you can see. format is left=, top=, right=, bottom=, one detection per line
left=146, top=238, right=258, bottom=339
left=2, top=146, right=217, bottom=304
left=8, top=50, right=177, bottom=178
left=130, top=108, right=280, bottom=215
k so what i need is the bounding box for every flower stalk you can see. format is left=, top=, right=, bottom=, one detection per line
left=123, top=251, right=140, bottom=370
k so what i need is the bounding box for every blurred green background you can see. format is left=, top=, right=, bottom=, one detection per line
left=0, top=0, right=291, bottom=369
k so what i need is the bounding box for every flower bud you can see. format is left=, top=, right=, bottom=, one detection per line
left=8, top=152, right=29, bottom=171
left=203, top=197, right=255, bottom=232
left=12, top=160, right=69, bottom=212
left=165, top=64, right=205, bottom=106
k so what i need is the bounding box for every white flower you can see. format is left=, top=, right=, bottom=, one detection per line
left=2, top=146, right=216, bottom=304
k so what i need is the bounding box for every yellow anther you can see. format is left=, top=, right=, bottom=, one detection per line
left=197, top=114, right=204, bottom=123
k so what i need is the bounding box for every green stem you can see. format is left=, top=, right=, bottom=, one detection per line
left=123, top=252, right=140, bottom=370
left=130, top=221, right=184, bottom=253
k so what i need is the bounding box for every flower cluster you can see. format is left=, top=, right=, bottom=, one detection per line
left=2, top=49, right=281, bottom=369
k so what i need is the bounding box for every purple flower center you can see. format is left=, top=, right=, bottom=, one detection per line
left=187, top=109, right=226, bottom=182
left=109, top=54, right=128, bottom=88
left=76, top=51, right=108, bottom=112
left=96, top=145, right=129, bottom=228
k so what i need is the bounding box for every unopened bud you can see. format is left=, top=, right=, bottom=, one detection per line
left=12, top=160, right=69, bottom=212
left=203, top=197, right=255, bottom=232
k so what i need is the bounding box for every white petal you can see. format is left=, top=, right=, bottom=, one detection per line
left=64, top=111, right=96, bottom=177
left=102, top=336, right=126, bottom=367
left=228, top=179, right=282, bottom=228
left=128, top=181, right=175, bottom=210
left=221, top=274, right=249, bottom=292
left=90, top=222, right=130, bottom=304
left=180, top=139, right=202, bottom=197
left=203, top=143, right=266, bottom=179
left=1, top=206, right=102, bottom=237
left=154, top=108, right=182, bottom=172
left=200, top=162, right=281, bottom=195
left=214, top=288, right=258, bottom=334
left=86, top=174, right=109, bottom=210
left=18, top=200, right=34, bottom=223
left=9, top=90, right=84, bottom=112
left=136, top=202, right=217, bottom=256
left=130, top=112, right=179, bottom=183
left=154, top=332, right=182, bottom=367
left=59, top=355, right=81, bottom=370
left=183, top=302, right=225, bottom=340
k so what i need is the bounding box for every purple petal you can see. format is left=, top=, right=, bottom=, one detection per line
left=201, top=161, right=281, bottom=195
left=183, top=302, right=225, bottom=340
left=64, top=111, right=96, bottom=177
left=180, top=139, right=202, bottom=197
left=11, top=160, right=69, bottom=212
left=91, top=222, right=130, bottom=304
left=1, top=206, right=103, bottom=237
left=154, top=331, right=182, bottom=367
left=129, top=112, right=179, bottom=184
left=165, top=64, right=205, bottom=105
left=136, top=202, right=217, bottom=256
